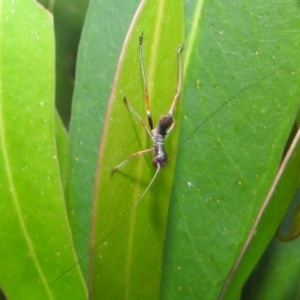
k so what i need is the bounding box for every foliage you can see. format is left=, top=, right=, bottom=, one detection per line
left=0, top=0, right=300, bottom=299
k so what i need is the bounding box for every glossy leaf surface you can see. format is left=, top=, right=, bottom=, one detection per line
left=90, top=1, right=184, bottom=299
left=162, top=1, right=300, bottom=299
left=0, top=0, right=86, bottom=298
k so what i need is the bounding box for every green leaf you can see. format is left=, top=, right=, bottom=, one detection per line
left=65, top=0, right=141, bottom=284
left=90, top=1, right=184, bottom=299
left=242, top=130, right=300, bottom=299
left=244, top=234, right=300, bottom=300
left=50, top=0, right=300, bottom=298
left=162, top=0, right=300, bottom=299
left=0, top=1, right=86, bottom=298
left=38, top=0, right=89, bottom=126
left=54, top=112, right=69, bottom=188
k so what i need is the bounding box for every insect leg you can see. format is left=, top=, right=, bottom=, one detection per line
left=111, top=148, right=153, bottom=172
left=123, top=97, right=153, bottom=138
left=139, top=33, right=154, bottom=130
left=169, top=44, right=184, bottom=116
left=166, top=120, right=175, bottom=135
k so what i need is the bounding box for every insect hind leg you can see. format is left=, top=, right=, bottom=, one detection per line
left=139, top=33, right=154, bottom=130
left=169, top=43, right=184, bottom=117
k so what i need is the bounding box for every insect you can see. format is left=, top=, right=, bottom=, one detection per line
left=50, top=34, right=274, bottom=285
left=50, top=34, right=183, bottom=286
left=111, top=33, right=184, bottom=203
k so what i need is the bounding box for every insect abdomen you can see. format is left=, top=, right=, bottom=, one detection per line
left=156, top=114, right=173, bottom=136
